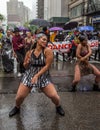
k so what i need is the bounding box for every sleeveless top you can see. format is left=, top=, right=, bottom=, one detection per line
left=21, top=49, right=51, bottom=88
left=78, top=45, right=93, bottom=76
left=80, top=45, right=89, bottom=57
left=30, top=49, right=45, bottom=67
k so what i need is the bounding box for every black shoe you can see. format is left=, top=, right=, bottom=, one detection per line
left=69, top=85, right=76, bottom=92
left=9, top=106, right=20, bottom=117
left=56, top=106, right=65, bottom=116
left=93, top=84, right=100, bottom=91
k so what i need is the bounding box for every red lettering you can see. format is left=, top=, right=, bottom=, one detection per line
left=48, top=44, right=53, bottom=49
left=57, top=44, right=62, bottom=50
left=53, top=44, right=57, bottom=49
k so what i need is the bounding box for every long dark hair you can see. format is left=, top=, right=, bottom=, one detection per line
left=79, top=35, right=87, bottom=42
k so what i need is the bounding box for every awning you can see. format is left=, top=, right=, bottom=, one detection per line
left=64, top=21, right=78, bottom=30
left=49, top=17, right=69, bottom=23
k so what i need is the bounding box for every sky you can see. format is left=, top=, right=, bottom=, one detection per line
left=0, top=0, right=37, bottom=18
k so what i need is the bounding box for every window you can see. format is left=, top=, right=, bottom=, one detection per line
left=70, top=4, right=83, bottom=18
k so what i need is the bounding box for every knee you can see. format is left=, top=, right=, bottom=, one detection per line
left=95, top=76, right=100, bottom=82
left=73, top=79, right=80, bottom=84
left=15, top=94, right=25, bottom=101
left=48, top=93, right=60, bottom=101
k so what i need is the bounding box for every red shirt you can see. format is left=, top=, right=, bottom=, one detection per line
left=12, top=35, right=24, bottom=51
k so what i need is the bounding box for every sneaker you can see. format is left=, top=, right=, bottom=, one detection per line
left=69, top=85, right=76, bottom=92
left=17, top=72, right=22, bottom=77
left=9, top=106, right=20, bottom=117
left=56, top=106, right=65, bottom=116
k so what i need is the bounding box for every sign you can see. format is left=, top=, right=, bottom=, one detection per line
left=88, top=40, right=98, bottom=50
left=92, top=15, right=100, bottom=23
left=48, top=40, right=99, bottom=51
left=48, top=41, right=72, bottom=52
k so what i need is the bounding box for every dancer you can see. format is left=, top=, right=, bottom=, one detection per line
left=71, top=35, right=100, bottom=92
left=9, top=33, right=65, bottom=117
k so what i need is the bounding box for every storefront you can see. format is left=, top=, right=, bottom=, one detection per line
left=49, top=17, right=69, bottom=27
left=92, top=15, right=100, bottom=30
left=84, top=0, right=100, bottom=30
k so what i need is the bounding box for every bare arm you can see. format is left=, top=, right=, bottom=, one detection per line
left=23, top=50, right=32, bottom=68
left=76, top=44, right=92, bottom=61
left=24, top=38, right=27, bottom=48
left=76, top=44, right=82, bottom=59
left=82, top=44, right=92, bottom=60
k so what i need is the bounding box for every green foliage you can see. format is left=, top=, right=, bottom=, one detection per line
left=24, top=22, right=29, bottom=28
left=28, top=25, right=38, bottom=33
left=0, top=14, right=5, bottom=21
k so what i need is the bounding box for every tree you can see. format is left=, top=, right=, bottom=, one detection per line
left=0, top=14, right=5, bottom=21
left=24, top=21, right=38, bottom=33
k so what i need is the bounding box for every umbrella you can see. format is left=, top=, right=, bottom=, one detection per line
left=29, top=18, right=50, bottom=27
left=49, top=27, right=64, bottom=31
left=18, top=26, right=29, bottom=31
left=78, top=26, right=94, bottom=31
left=64, top=22, right=78, bottom=30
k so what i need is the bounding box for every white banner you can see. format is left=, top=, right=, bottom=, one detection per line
left=48, top=41, right=71, bottom=52
left=48, top=40, right=99, bottom=52
left=88, top=40, right=98, bottom=50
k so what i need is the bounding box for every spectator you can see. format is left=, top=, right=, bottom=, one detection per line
left=54, top=31, right=64, bottom=42
left=42, top=26, right=50, bottom=42
left=50, top=31, right=57, bottom=42
left=0, top=29, right=3, bottom=41
left=94, top=32, right=100, bottom=61
left=24, top=31, right=34, bottom=54
left=2, top=30, right=12, bottom=45
left=12, top=28, right=25, bottom=77
left=21, top=30, right=27, bottom=39
left=71, top=34, right=80, bottom=59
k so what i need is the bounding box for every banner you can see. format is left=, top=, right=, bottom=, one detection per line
left=48, top=41, right=71, bottom=52
left=48, top=40, right=99, bottom=52
left=88, top=40, right=98, bottom=50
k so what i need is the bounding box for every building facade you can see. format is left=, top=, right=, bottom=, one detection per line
left=7, top=0, right=20, bottom=27
left=37, top=0, right=44, bottom=19
left=43, top=0, right=69, bottom=27
left=44, top=0, right=69, bottom=20
left=84, top=0, right=100, bottom=30
left=61, top=0, right=69, bottom=17
left=68, top=0, right=88, bottom=26
left=7, top=0, right=31, bottom=27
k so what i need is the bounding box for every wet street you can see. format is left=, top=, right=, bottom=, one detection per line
left=0, top=60, right=100, bottom=130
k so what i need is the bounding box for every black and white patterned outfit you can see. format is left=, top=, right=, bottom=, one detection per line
left=21, top=49, right=51, bottom=88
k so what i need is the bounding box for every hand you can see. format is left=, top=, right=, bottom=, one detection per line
left=18, top=44, right=23, bottom=48
left=80, top=57, right=85, bottom=62
left=31, top=75, right=38, bottom=84
left=13, top=52, right=17, bottom=58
